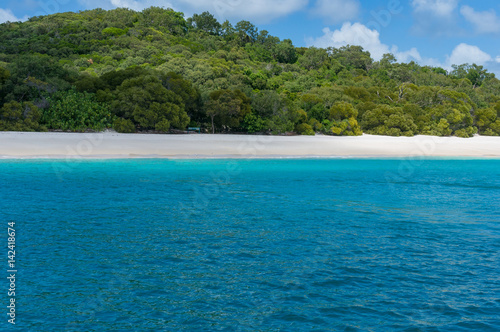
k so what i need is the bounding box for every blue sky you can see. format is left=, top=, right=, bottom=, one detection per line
left=2, top=0, right=500, bottom=74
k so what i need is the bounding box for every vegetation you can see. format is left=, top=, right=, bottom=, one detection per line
left=1, top=7, right=500, bottom=137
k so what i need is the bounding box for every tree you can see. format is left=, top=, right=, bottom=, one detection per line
left=329, top=102, right=358, bottom=121
left=475, top=107, right=500, bottom=135
left=188, top=12, right=221, bottom=35
left=451, top=64, right=493, bottom=88
left=220, top=20, right=235, bottom=37
left=0, top=101, right=43, bottom=131
left=379, top=53, right=397, bottom=68
left=139, top=7, right=187, bottom=35
left=1, top=6, right=500, bottom=138
left=298, top=47, right=328, bottom=70
left=159, top=71, right=201, bottom=120
left=252, top=90, right=283, bottom=119
left=235, top=20, right=258, bottom=44
left=329, top=45, right=373, bottom=71
left=42, top=89, right=113, bottom=131
left=328, top=102, right=362, bottom=136
left=273, top=39, right=298, bottom=64
left=112, top=75, right=189, bottom=131
left=205, top=89, right=251, bottom=133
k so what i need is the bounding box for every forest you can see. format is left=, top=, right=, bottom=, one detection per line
left=1, top=7, right=500, bottom=137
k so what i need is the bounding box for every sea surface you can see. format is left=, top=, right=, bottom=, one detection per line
left=1, top=159, right=499, bottom=331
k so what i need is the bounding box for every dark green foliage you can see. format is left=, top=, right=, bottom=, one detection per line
left=110, top=74, right=189, bottom=130
left=329, top=45, right=372, bottom=71
left=243, top=113, right=267, bottom=133
left=205, top=89, right=251, bottom=133
left=113, top=117, right=135, bottom=133
left=139, top=7, right=187, bottom=35
left=475, top=106, right=500, bottom=136
left=298, top=47, right=328, bottom=70
left=41, top=89, right=113, bottom=131
left=0, top=7, right=499, bottom=137
left=188, top=12, right=221, bottom=35
left=0, top=101, right=44, bottom=131
left=451, top=64, right=493, bottom=88
left=296, top=123, right=315, bottom=135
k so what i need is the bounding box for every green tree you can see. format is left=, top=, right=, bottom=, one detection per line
left=329, top=101, right=358, bottom=121
left=205, top=89, right=251, bottom=133
left=272, top=39, right=298, bottom=64
left=42, top=89, right=113, bottom=131
left=475, top=107, right=500, bottom=135
left=329, top=45, right=373, bottom=71
left=188, top=12, right=221, bottom=35
left=451, top=64, right=493, bottom=88
left=243, top=113, right=267, bottom=133
left=298, top=47, right=328, bottom=70
left=235, top=20, right=258, bottom=44
left=0, top=101, right=44, bottom=131
left=112, top=75, right=189, bottom=131
left=139, top=7, right=187, bottom=34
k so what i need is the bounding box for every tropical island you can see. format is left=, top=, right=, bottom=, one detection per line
left=0, top=6, right=500, bottom=139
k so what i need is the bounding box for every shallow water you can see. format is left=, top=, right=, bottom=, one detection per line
left=1, top=159, right=499, bottom=331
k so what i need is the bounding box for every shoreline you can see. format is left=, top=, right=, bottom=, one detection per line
left=1, top=131, right=500, bottom=159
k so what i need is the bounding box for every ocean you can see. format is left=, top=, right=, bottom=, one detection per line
left=1, top=159, right=499, bottom=331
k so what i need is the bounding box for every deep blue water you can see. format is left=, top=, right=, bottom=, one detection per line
left=1, top=159, right=499, bottom=331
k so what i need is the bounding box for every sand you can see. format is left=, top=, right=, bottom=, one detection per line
left=0, top=131, right=499, bottom=159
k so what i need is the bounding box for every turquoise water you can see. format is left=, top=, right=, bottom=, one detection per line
left=1, top=159, right=499, bottom=331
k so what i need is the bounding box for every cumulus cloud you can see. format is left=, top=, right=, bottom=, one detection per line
left=428, top=43, right=499, bottom=75
left=169, top=0, right=308, bottom=23
left=307, top=22, right=423, bottom=63
left=305, top=22, right=496, bottom=73
left=412, top=0, right=458, bottom=17
left=411, top=0, right=459, bottom=36
left=0, top=8, right=28, bottom=23
left=460, top=5, right=500, bottom=34
left=447, top=43, right=492, bottom=66
left=310, top=0, right=360, bottom=24
left=396, top=48, right=423, bottom=63
left=80, top=0, right=308, bottom=23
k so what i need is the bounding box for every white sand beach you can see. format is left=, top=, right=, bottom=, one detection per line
left=0, top=131, right=499, bottom=159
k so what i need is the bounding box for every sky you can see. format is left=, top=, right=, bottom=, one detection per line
left=2, top=0, right=500, bottom=75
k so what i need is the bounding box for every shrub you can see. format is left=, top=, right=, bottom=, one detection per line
left=113, top=118, right=135, bottom=133
left=155, top=119, right=171, bottom=132
left=42, top=89, right=113, bottom=131
left=296, top=123, right=315, bottom=135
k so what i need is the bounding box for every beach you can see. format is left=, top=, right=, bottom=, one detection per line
left=1, top=131, right=499, bottom=159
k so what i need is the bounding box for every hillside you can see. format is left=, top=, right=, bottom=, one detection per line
left=0, top=7, right=499, bottom=137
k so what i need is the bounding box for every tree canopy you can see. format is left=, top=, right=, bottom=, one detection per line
left=0, top=7, right=499, bottom=136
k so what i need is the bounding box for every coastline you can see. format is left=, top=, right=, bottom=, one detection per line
left=1, top=131, right=500, bottom=159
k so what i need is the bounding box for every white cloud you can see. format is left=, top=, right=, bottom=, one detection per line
left=447, top=43, right=492, bottom=66
left=308, top=26, right=497, bottom=75
left=308, top=22, right=423, bottom=63
left=80, top=0, right=308, bottom=23
left=412, top=0, right=458, bottom=17
left=411, top=0, right=459, bottom=36
left=460, top=5, right=500, bottom=34
left=178, top=0, right=309, bottom=23
left=310, top=0, right=360, bottom=24
left=0, top=8, right=28, bottom=24
left=395, top=48, right=423, bottom=63
left=413, top=44, right=493, bottom=71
